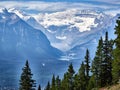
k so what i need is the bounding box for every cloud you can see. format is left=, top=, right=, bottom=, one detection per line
left=90, top=0, right=120, bottom=4
left=104, top=9, right=120, bottom=16
left=0, top=1, right=119, bottom=15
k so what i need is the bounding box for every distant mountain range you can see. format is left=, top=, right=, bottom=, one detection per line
left=8, top=8, right=119, bottom=60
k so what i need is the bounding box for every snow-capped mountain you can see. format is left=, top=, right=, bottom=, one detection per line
left=0, top=8, right=62, bottom=60
left=9, top=8, right=117, bottom=60
left=33, top=9, right=115, bottom=59
left=8, top=8, right=46, bottom=31
left=32, top=9, right=114, bottom=52
left=8, top=8, right=119, bottom=59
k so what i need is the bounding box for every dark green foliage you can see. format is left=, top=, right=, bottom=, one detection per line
left=38, top=85, right=41, bottom=90
left=87, top=75, right=96, bottom=90
left=73, top=62, right=86, bottom=90
left=78, top=62, right=87, bottom=90
left=73, top=74, right=80, bottom=90
left=19, top=60, right=36, bottom=90
left=61, top=63, right=75, bottom=90
left=101, top=32, right=113, bottom=86
left=84, top=49, right=90, bottom=86
left=67, top=63, right=75, bottom=90
left=68, top=63, right=75, bottom=76
left=112, top=17, right=120, bottom=83
left=51, top=75, right=56, bottom=90
left=92, top=37, right=103, bottom=87
left=92, top=32, right=113, bottom=87
left=45, top=81, right=50, bottom=90
left=55, top=76, right=61, bottom=90
left=61, top=73, right=69, bottom=90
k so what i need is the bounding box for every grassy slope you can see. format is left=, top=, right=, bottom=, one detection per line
left=99, top=84, right=120, bottom=90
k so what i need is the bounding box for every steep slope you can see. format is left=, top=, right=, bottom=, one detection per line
left=8, top=8, right=46, bottom=32
left=33, top=9, right=114, bottom=52
left=99, top=84, right=120, bottom=90
left=0, top=8, right=62, bottom=60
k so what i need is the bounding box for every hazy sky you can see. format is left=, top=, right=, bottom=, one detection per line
left=0, top=0, right=120, bottom=15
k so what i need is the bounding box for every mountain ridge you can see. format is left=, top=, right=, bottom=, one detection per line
left=0, top=8, right=62, bottom=60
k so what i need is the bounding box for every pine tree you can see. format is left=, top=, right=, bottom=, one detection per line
left=73, top=74, right=80, bottom=90
left=45, top=81, right=50, bottom=90
left=92, top=37, right=103, bottom=87
left=67, top=63, right=75, bottom=90
left=61, top=73, right=69, bottom=90
left=51, top=75, right=56, bottom=90
left=101, top=32, right=113, bottom=86
left=19, top=60, right=36, bottom=90
left=73, top=62, right=87, bottom=90
left=87, top=75, right=96, bottom=90
left=84, top=49, right=90, bottom=86
left=92, top=32, right=113, bottom=87
left=61, top=63, right=75, bottom=90
left=55, top=75, right=61, bottom=90
left=38, top=85, right=41, bottom=90
left=78, top=62, right=87, bottom=90
left=112, top=17, right=120, bottom=83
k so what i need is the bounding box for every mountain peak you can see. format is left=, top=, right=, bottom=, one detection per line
left=8, top=8, right=32, bottom=21
left=0, top=8, right=8, bottom=13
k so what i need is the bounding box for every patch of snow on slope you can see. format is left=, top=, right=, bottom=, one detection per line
left=34, top=9, right=98, bottom=32
left=70, top=17, right=98, bottom=32
left=56, top=36, right=67, bottom=40
left=8, top=8, right=31, bottom=21
left=0, top=8, right=7, bottom=13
